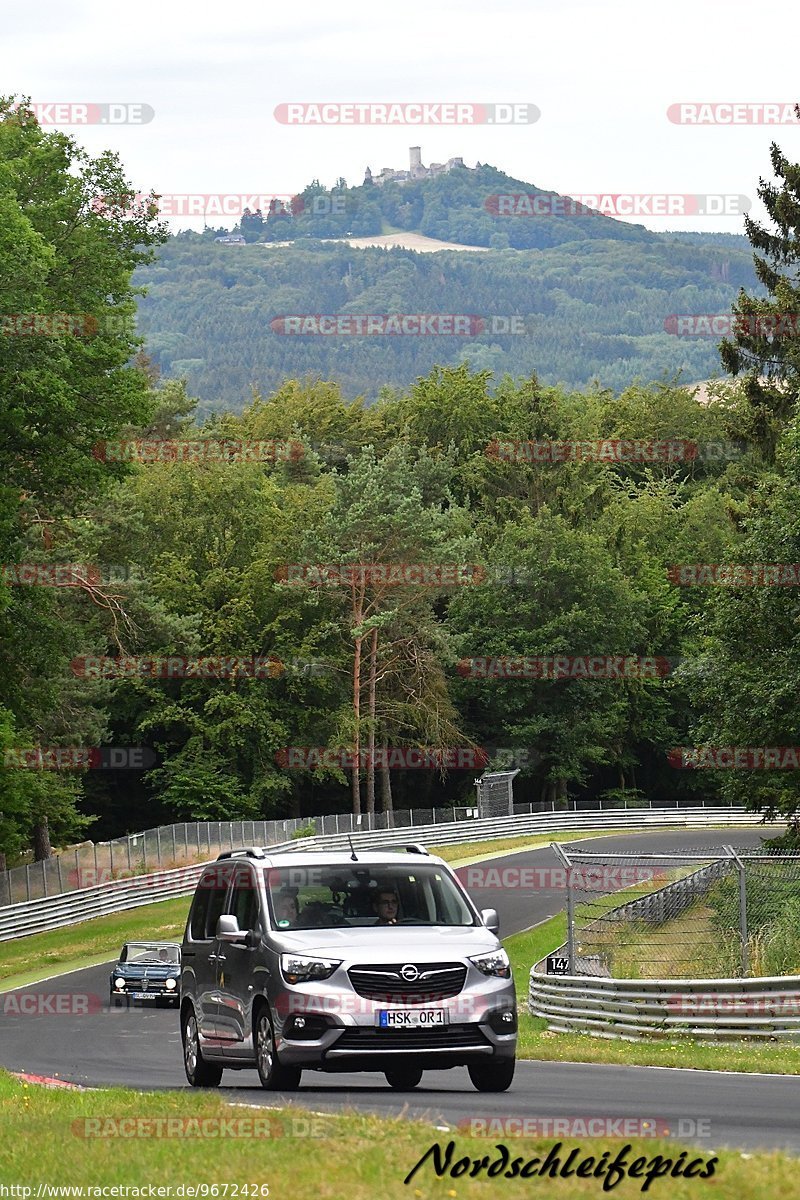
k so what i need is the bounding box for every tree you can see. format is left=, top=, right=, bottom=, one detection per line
left=720, top=126, right=800, bottom=457
left=295, top=445, right=477, bottom=813
left=681, top=411, right=800, bottom=832
left=0, top=97, right=165, bottom=861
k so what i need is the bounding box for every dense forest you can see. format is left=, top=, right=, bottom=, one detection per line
left=3, top=100, right=800, bottom=864
left=134, top=166, right=759, bottom=408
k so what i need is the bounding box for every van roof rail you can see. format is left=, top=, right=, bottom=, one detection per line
left=375, top=843, right=430, bottom=856
left=215, top=847, right=267, bottom=860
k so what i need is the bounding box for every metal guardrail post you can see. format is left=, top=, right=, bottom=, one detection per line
left=551, top=842, right=575, bottom=972
left=724, top=845, right=749, bottom=976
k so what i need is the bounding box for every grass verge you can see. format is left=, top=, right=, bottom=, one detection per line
left=0, top=898, right=190, bottom=989
left=0, top=1070, right=794, bottom=1197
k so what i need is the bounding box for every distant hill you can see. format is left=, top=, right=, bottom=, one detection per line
left=249, top=163, right=660, bottom=251
left=134, top=166, right=758, bottom=412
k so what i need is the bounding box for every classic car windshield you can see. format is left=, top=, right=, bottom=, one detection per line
left=266, top=863, right=476, bottom=929
left=120, top=942, right=180, bottom=964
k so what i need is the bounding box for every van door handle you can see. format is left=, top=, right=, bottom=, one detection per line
left=208, top=954, right=218, bottom=963
left=216, top=954, right=226, bottom=962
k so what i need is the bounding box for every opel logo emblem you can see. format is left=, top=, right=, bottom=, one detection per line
left=401, top=964, right=419, bottom=982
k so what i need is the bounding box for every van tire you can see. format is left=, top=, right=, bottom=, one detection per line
left=385, top=1067, right=423, bottom=1090
left=468, top=1057, right=515, bottom=1092
left=255, top=1006, right=302, bottom=1091
left=182, top=1008, right=223, bottom=1087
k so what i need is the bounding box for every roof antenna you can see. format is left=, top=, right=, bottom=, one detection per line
left=348, top=835, right=359, bottom=862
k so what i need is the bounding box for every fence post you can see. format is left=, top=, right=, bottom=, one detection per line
left=56, top=855, right=63, bottom=893
left=156, top=828, right=162, bottom=866
left=172, top=826, right=177, bottom=861
left=127, top=837, right=132, bottom=872
left=25, top=863, right=31, bottom=902
left=551, top=842, right=575, bottom=973
left=725, top=846, right=749, bottom=976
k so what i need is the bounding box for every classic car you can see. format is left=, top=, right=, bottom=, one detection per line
left=110, top=941, right=181, bottom=1007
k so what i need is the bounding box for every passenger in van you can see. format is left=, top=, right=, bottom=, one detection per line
left=274, top=891, right=299, bottom=926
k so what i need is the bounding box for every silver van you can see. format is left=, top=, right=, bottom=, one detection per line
left=180, top=844, right=516, bottom=1092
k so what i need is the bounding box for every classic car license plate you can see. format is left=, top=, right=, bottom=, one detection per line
left=131, top=991, right=158, bottom=1000
left=378, top=1009, right=447, bottom=1028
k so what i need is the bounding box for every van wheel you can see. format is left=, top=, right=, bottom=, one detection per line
left=385, top=1067, right=423, bottom=1090
left=255, top=1008, right=302, bottom=1091
left=182, top=1009, right=223, bottom=1087
left=468, top=1058, right=515, bottom=1092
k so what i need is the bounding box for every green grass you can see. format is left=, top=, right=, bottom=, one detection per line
left=0, top=897, right=191, bottom=988
left=504, top=917, right=800, bottom=1074
left=0, top=1070, right=796, bottom=1197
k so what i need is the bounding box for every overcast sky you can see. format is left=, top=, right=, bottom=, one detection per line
left=4, top=0, right=798, bottom=233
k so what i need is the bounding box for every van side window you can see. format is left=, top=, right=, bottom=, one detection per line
left=229, top=865, right=259, bottom=932
left=189, top=867, right=228, bottom=940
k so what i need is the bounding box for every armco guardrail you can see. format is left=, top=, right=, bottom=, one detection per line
left=602, top=858, right=732, bottom=926
left=0, top=798, right=749, bottom=906
left=0, top=842, right=294, bottom=942
left=528, top=972, right=800, bottom=1040
left=0, top=807, right=773, bottom=942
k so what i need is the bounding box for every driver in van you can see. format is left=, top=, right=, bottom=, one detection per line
left=372, top=887, right=400, bottom=925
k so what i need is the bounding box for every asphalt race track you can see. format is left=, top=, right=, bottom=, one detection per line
left=2, top=826, right=798, bottom=1155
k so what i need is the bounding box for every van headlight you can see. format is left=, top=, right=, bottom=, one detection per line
left=165, top=978, right=177, bottom=990
left=114, top=978, right=126, bottom=990
left=280, top=954, right=342, bottom=985
left=469, top=949, right=511, bottom=978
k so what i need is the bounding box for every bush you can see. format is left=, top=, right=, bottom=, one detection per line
left=290, top=822, right=317, bottom=840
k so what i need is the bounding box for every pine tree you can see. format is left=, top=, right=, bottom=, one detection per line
left=720, top=119, right=800, bottom=457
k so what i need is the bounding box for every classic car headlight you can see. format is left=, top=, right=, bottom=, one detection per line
left=165, top=978, right=177, bottom=990
left=114, top=977, right=126, bottom=990
left=280, top=954, right=342, bottom=985
left=469, top=949, right=511, bottom=978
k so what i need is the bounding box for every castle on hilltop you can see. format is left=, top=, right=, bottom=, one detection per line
left=364, top=146, right=476, bottom=187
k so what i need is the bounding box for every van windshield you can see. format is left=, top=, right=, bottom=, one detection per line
left=265, top=863, right=476, bottom=930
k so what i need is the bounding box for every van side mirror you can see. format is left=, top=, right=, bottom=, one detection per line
left=216, top=914, right=248, bottom=943
left=481, top=908, right=500, bottom=935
